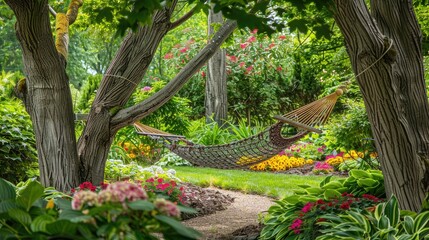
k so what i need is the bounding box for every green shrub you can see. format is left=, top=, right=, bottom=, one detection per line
left=156, top=152, right=192, bottom=167
left=0, top=100, right=38, bottom=182
left=324, top=100, right=374, bottom=152
left=317, top=195, right=429, bottom=240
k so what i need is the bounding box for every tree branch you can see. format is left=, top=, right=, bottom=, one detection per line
left=110, top=20, right=238, bottom=130
left=169, top=6, right=196, bottom=30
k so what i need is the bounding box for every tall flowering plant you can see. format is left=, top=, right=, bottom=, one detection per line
left=60, top=181, right=200, bottom=239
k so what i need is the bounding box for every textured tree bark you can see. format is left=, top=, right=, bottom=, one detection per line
left=77, top=7, right=177, bottom=184
left=205, top=8, right=228, bottom=126
left=5, top=0, right=80, bottom=191
left=333, top=0, right=429, bottom=211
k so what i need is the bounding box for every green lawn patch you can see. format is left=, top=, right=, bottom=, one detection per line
left=174, top=166, right=334, bottom=199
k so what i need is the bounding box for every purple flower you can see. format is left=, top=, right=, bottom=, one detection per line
left=142, top=86, right=152, bottom=92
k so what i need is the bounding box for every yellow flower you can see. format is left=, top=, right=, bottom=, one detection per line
left=46, top=198, right=55, bottom=209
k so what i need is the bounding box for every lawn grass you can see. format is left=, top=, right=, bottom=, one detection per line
left=174, top=166, right=335, bottom=199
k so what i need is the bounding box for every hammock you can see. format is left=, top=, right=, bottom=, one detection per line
left=134, top=89, right=344, bottom=169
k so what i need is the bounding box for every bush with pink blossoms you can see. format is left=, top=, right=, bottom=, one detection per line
left=60, top=181, right=200, bottom=239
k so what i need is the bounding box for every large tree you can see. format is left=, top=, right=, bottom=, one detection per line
left=4, top=0, right=238, bottom=191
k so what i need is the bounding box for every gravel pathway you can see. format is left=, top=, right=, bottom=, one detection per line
left=183, top=188, right=274, bottom=239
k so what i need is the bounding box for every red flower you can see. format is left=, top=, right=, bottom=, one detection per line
left=239, top=62, right=246, bottom=68
left=316, top=199, right=325, bottom=205
left=240, top=43, right=249, bottom=49
left=71, top=188, right=75, bottom=193
left=279, top=35, right=286, bottom=40
left=290, top=218, right=303, bottom=234
left=179, top=47, right=188, bottom=53
left=317, top=218, right=326, bottom=223
left=164, top=52, right=173, bottom=59
left=201, top=71, right=206, bottom=78
left=340, top=202, right=351, bottom=210
left=157, top=178, right=164, bottom=183
left=269, top=43, right=276, bottom=49
left=245, top=65, right=253, bottom=74
left=100, top=182, right=109, bottom=190
left=228, top=55, right=238, bottom=62
left=276, top=66, right=283, bottom=72
left=146, top=178, right=154, bottom=183
left=247, top=36, right=256, bottom=43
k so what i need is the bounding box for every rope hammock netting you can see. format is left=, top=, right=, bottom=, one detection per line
left=134, top=88, right=344, bottom=169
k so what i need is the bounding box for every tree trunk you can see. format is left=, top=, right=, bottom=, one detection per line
left=333, top=0, right=429, bottom=211
left=205, top=8, right=228, bottom=126
left=5, top=0, right=80, bottom=191
left=77, top=8, right=176, bottom=184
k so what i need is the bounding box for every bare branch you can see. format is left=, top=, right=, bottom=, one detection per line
left=169, top=6, right=197, bottom=30
left=110, top=20, right=237, bottom=130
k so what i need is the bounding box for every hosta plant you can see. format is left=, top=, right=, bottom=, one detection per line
left=317, top=195, right=429, bottom=240
left=260, top=170, right=386, bottom=240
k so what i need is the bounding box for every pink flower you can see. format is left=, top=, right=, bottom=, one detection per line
left=142, top=86, right=152, bottom=92
left=164, top=52, right=173, bottom=59
left=247, top=36, right=256, bottom=43
left=72, top=191, right=98, bottom=210
left=239, top=62, right=246, bottom=68
left=157, top=178, right=164, bottom=183
left=105, top=181, right=148, bottom=203
left=156, top=183, right=170, bottom=191
left=290, top=218, right=303, bottom=234
left=179, top=47, right=188, bottom=53
left=301, top=202, right=313, bottom=213
left=146, top=178, right=154, bottom=183
left=154, top=198, right=180, bottom=218
left=251, top=28, right=258, bottom=34
left=240, top=43, right=249, bottom=49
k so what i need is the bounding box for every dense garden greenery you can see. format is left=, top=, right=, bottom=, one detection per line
left=1, top=0, right=429, bottom=239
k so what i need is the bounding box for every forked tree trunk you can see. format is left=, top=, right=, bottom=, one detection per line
left=5, top=0, right=80, bottom=190
left=333, top=0, right=429, bottom=211
left=205, top=8, right=228, bottom=126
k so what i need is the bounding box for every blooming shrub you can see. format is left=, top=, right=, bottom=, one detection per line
left=63, top=181, right=200, bottom=239
left=285, top=143, right=327, bottom=161
left=250, top=152, right=313, bottom=171
left=144, top=177, right=185, bottom=204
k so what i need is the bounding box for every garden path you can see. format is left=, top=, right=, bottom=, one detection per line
left=183, top=188, right=274, bottom=240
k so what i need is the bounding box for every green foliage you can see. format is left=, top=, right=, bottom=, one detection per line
left=0, top=178, right=76, bottom=239
left=0, top=100, right=38, bottom=183
left=324, top=100, right=375, bottom=152
left=0, top=71, right=22, bottom=101
left=187, top=119, right=233, bottom=145
left=0, top=177, right=200, bottom=239
left=317, top=195, right=429, bottom=240
left=338, top=156, right=380, bottom=172
left=260, top=170, right=385, bottom=240
left=104, top=160, right=181, bottom=182
left=156, top=152, right=192, bottom=167
left=76, top=74, right=102, bottom=113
